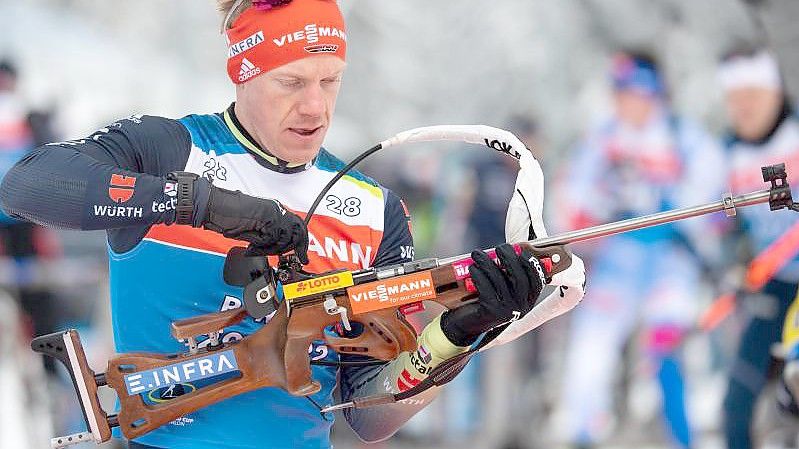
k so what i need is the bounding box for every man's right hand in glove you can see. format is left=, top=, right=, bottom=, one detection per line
left=439, top=243, right=546, bottom=346
left=192, top=178, right=309, bottom=264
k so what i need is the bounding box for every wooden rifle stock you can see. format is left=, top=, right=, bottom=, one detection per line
left=285, top=304, right=417, bottom=395
left=104, top=306, right=290, bottom=439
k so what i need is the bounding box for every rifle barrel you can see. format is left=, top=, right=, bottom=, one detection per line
left=437, top=189, right=771, bottom=266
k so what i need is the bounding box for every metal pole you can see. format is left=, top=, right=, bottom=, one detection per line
left=438, top=189, right=772, bottom=265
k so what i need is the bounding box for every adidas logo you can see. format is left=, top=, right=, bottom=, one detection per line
left=238, top=58, right=261, bottom=82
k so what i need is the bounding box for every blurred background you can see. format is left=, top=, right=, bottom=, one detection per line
left=2, top=0, right=799, bottom=448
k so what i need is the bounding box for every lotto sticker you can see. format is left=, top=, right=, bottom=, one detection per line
left=283, top=271, right=354, bottom=300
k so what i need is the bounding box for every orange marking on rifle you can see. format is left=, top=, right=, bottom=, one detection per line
left=346, top=272, right=437, bottom=315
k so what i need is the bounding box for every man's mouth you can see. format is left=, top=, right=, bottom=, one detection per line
left=288, top=126, right=323, bottom=137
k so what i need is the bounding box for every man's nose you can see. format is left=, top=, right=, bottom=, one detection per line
left=296, top=84, right=325, bottom=117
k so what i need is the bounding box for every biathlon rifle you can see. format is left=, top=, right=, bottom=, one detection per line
left=31, top=123, right=799, bottom=447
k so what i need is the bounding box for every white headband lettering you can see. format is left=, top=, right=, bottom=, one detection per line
left=718, top=51, right=782, bottom=91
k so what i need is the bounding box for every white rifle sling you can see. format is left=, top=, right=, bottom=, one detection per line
left=485, top=149, right=586, bottom=350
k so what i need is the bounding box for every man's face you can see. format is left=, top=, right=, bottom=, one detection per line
left=236, top=55, right=346, bottom=164
left=613, top=89, right=658, bottom=129
left=725, top=86, right=782, bottom=141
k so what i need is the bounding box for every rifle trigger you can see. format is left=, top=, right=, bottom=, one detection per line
left=323, top=295, right=351, bottom=331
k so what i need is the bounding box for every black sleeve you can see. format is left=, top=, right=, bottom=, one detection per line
left=0, top=115, right=198, bottom=252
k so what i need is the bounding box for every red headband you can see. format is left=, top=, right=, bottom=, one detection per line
left=225, top=0, right=347, bottom=84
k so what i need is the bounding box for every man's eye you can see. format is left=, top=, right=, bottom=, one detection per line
left=279, top=79, right=302, bottom=88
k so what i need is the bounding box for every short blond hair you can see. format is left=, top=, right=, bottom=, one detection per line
left=217, top=0, right=251, bottom=30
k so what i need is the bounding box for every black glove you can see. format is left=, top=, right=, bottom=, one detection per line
left=440, top=244, right=546, bottom=346
left=200, top=184, right=309, bottom=264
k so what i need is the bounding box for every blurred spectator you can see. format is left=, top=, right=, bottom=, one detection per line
left=553, top=50, right=725, bottom=449
left=0, top=57, right=62, bottom=364
left=716, top=47, right=799, bottom=449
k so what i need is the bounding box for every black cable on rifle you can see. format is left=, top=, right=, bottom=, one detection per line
left=304, top=144, right=383, bottom=225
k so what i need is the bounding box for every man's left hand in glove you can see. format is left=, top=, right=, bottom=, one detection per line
left=440, top=243, right=546, bottom=346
